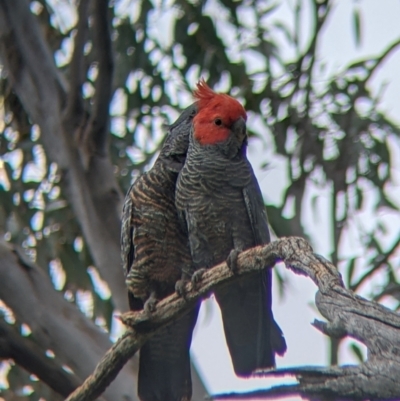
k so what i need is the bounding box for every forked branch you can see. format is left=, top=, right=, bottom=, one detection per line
left=66, top=237, right=400, bottom=401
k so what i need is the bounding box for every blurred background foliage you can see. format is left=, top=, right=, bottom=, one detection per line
left=1, top=0, right=400, bottom=399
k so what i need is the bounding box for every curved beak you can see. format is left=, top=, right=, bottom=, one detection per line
left=231, top=117, right=247, bottom=143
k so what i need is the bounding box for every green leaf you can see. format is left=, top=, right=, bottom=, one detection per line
left=350, top=342, right=365, bottom=363
left=347, top=258, right=356, bottom=288
left=352, top=8, right=362, bottom=48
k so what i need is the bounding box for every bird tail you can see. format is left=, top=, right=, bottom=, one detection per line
left=215, top=269, right=286, bottom=376
left=138, top=303, right=200, bottom=401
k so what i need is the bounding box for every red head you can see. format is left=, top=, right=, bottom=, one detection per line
left=193, top=79, right=247, bottom=145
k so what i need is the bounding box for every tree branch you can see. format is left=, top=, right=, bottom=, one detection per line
left=0, top=319, right=82, bottom=397
left=351, top=235, right=400, bottom=292
left=302, top=0, right=331, bottom=116
left=65, top=330, right=145, bottom=401
left=0, top=240, right=137, bottom=401
left=66, top=237, right=400, bottom=401
left=210, top=384, right=305, bottom=400
left=64, top=0, right=90, bottom=124
left=82, top=0, right=114, bottom=158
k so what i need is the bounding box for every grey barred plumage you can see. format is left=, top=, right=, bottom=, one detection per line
left=175, top=82, right=286, bottom=376
left=121, top=103, right=200, bottom=401
left=176, top=139, right=256, bottom=270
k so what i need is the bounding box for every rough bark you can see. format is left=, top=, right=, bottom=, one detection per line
left=0, top=240, right=137, bottom=401
left=0, top=0, right=128, bottom=313
left=68, top=237, right=400, bottom=401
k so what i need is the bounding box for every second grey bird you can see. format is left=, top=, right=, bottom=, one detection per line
left=121, top=104, right=199, bottom=401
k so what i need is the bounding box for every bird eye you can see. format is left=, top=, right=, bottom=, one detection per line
left=214, top=118, right=222, bottom=126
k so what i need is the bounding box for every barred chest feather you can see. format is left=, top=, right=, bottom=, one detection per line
left=175, top=140, right=257, bottom=268
left=177, top=140, right=252, bottom=196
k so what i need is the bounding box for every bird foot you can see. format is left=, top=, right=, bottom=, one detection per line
left=226, top=249, right=240, bottom=274
left=175, top=279, right=190, bottom=299
left=144, top=296, right=158, bottom=314
left=191, top=268, right=206, bottom=289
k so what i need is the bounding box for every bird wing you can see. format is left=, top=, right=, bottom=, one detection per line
left=242, top=167, right=287, bottom=358
left=121, top=183, right=135, bottom=277
left=242, top=168, right=271, bottom=246
left=121, top=183, right=144, bottom=311
left=138, top=304, right=200, bottom=401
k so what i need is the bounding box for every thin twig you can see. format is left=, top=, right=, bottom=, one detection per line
left=351, top=235, right=400, bottom=291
